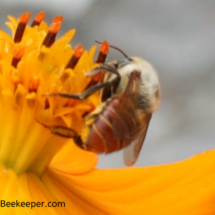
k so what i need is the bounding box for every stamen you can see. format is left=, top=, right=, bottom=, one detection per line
left=84, top=41, right=109, bottom=89
left=96, top=40, right=109, bottom=63
left=12, top=44, right=25, bottom=68
left=31, top=11, right=46, bottom=27
left=42, top=16, right=63, bottom=48
left=14, top=12, right=31, bottom=43
left=66, top=44, right=84, bottom=69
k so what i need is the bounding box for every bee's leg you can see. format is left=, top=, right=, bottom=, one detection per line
left=86, top=64, right=120, bottom=77
left=52, top=126, right=86, bottom=149
left=101, top=76, right=121, bottom=102
left=86, top=64, right=122, bottom=101
left=37, top=119, right=86, bottom=145
left=44, top=64, right=121, bottom=100
left=44, top=75, right=121, bottom=101
left=98, top=64, right=121, bottom=101
left=44, top=81, right=113, bottom=100
left=84, top=63, right=120, bottom=90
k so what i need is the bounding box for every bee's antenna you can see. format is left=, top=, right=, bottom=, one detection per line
left=95, top=40, right=129, bottom=58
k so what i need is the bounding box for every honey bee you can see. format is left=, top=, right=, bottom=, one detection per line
left=43, top=41, right=160, bottom=166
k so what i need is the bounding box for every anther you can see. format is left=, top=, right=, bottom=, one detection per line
left=52, top=15, right=63, bottom=23
left=96, top=40, right=109, bottom=63
left=12, top=44, right=25, bottom=68
left=66, top=44, right=84, bottom=69
left=31, top=11, right=46, bottom=27
left=14, top=12, right=31, bottom=43
left=42, top=16, right=63, bottom=48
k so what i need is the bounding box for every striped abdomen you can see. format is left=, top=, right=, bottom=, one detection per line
left=81, top=95, right=140, bottom=153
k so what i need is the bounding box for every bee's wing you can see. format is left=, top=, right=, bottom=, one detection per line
left=120, top=70, right=152, bottom=166
left=123, top=113, right=152, bottom=166
left=118, top=70, right=150, bottom=165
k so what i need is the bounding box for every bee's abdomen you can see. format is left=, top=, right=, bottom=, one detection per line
left=82, top=96, right=139, bottom=153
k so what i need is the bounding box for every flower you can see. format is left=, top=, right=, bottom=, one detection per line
left=0, top=11, right=214, bottom=215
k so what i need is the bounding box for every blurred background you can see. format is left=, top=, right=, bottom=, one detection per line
left=1, top=0, right=215, bottom=168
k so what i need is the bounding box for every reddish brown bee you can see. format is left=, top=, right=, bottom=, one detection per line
left=44, top=41, right=160, bottom=166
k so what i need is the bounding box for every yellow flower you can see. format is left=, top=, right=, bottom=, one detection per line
left=0, top=11, right=214, bottom=215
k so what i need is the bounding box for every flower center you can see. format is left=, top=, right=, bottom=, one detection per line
left=0, top=12, right=100, bottom=176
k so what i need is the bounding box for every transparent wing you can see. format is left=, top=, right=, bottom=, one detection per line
left=123, top=113, right=152, bottom=166
left=119, top=70, right=151, bottom=166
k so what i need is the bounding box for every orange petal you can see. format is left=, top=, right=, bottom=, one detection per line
left=48, top=149, right=215, bottom=214
left=49, top=139, right=98, bottom=175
